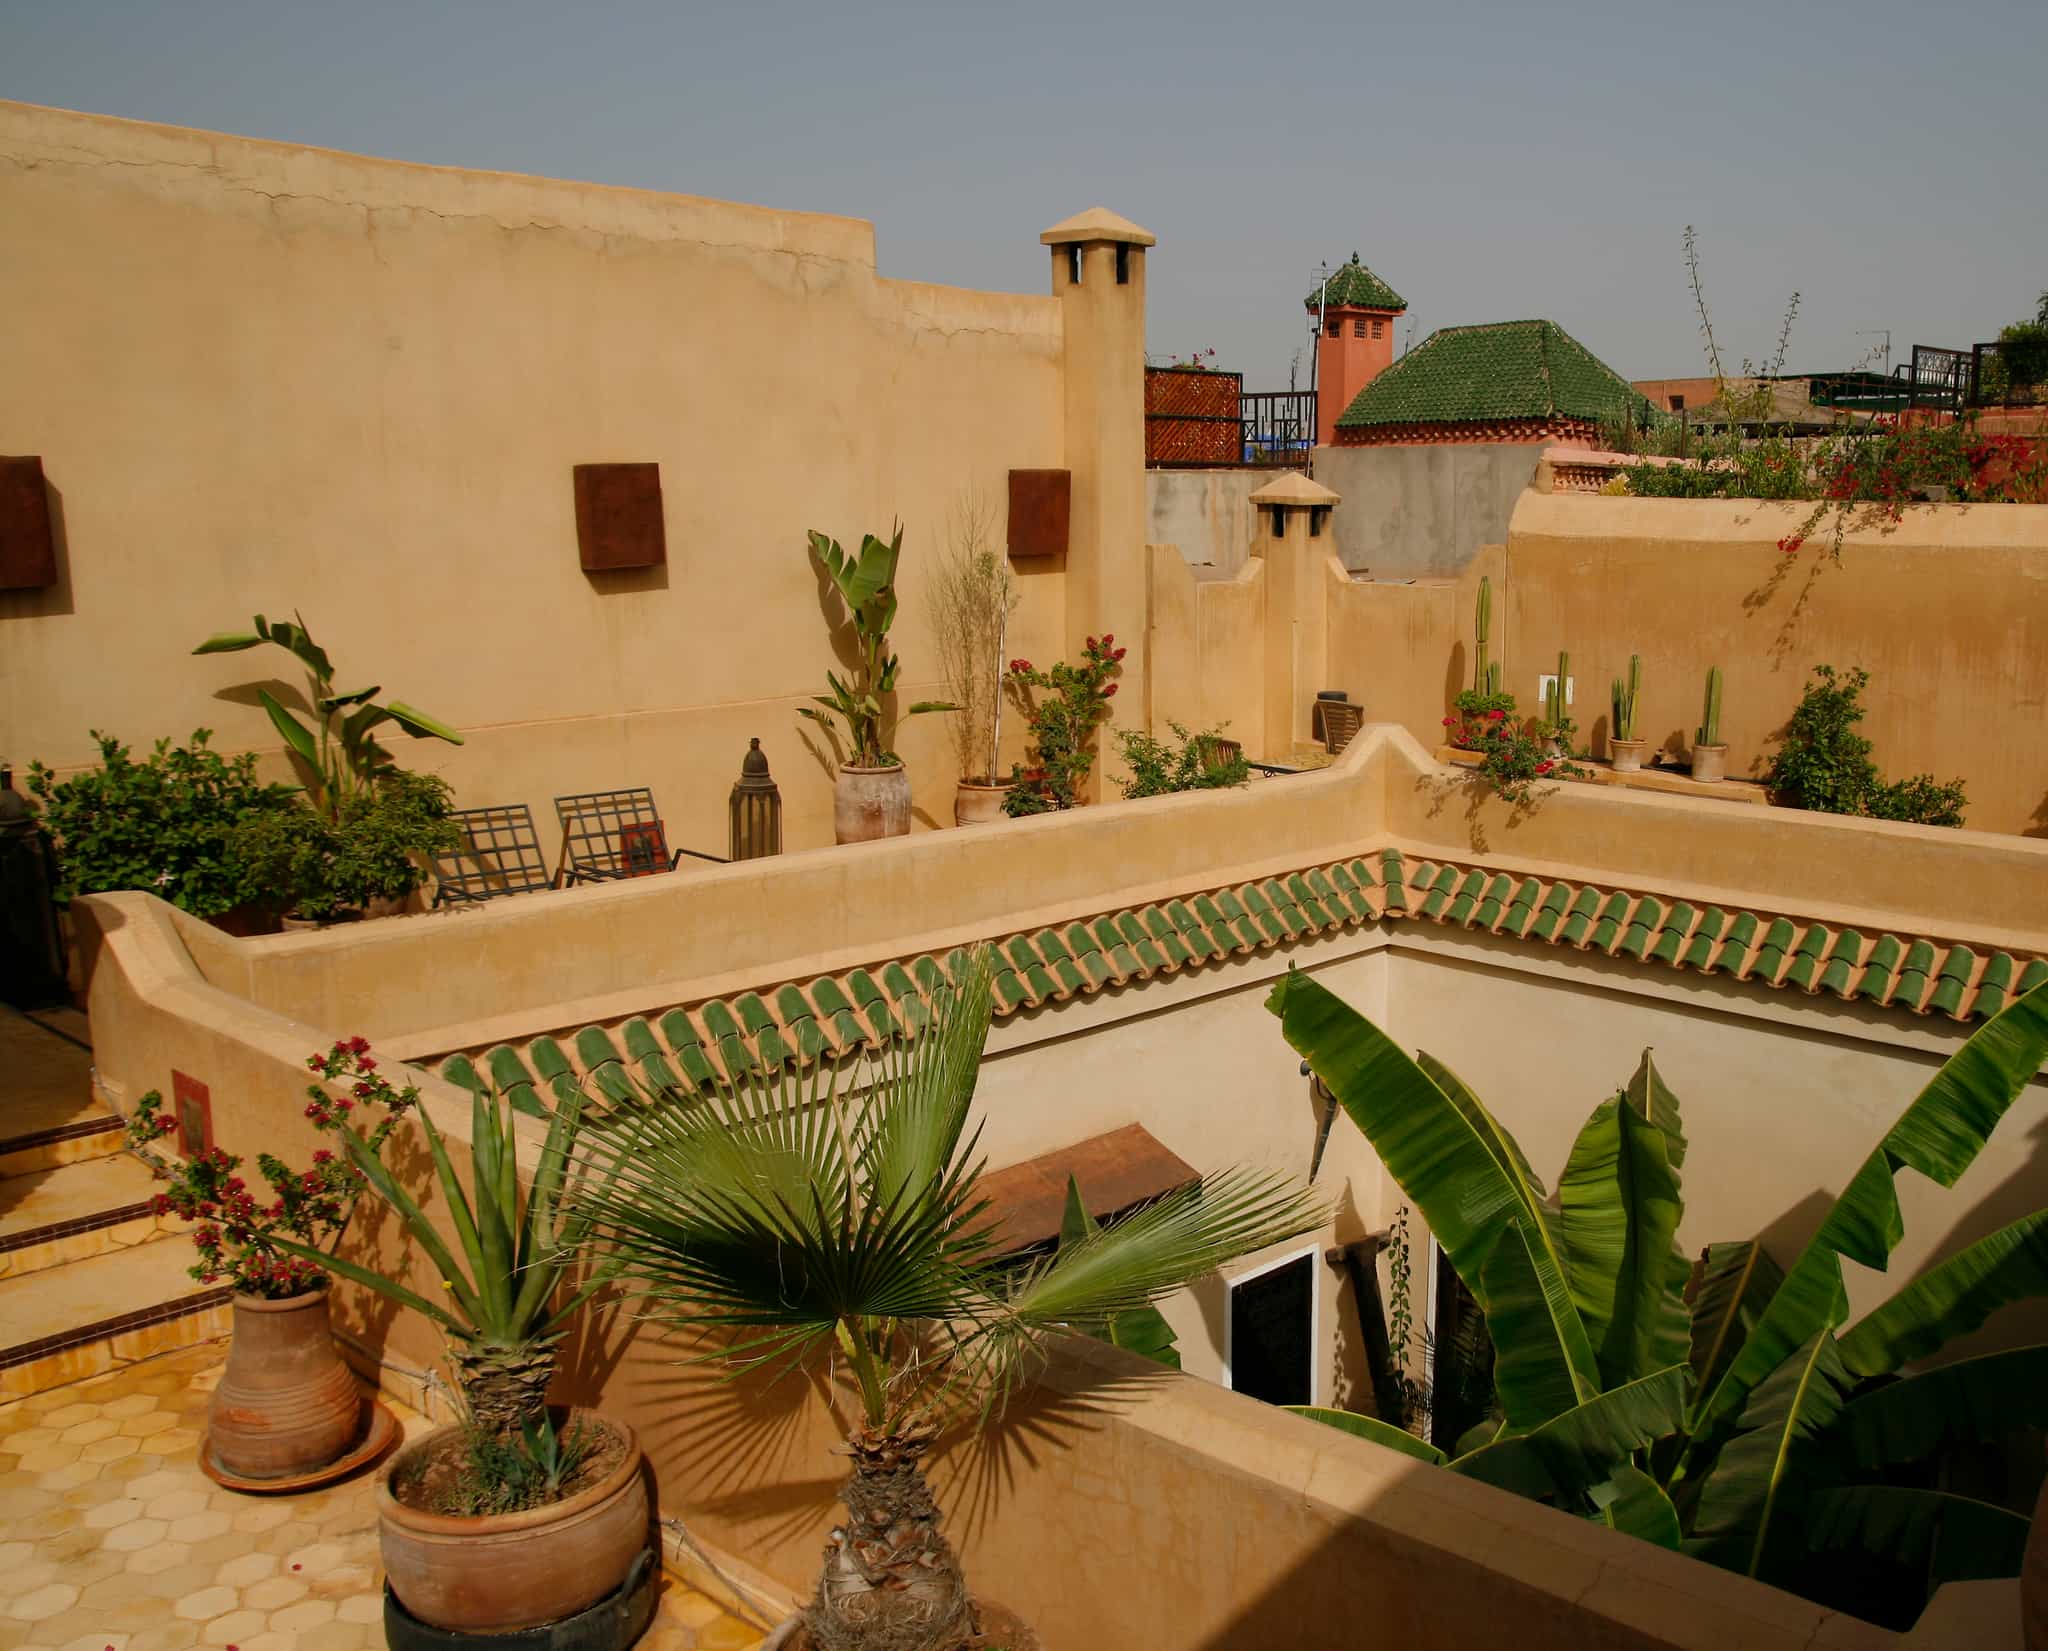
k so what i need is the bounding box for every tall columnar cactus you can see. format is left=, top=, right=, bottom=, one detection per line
left=1543, top=651, right=1570, bottom=728
left=1698, top=665, right=1724, bottom=747
left=1473, top=577, right=1492, bottom=694
left=1611, top=654, right=1642, bottom=742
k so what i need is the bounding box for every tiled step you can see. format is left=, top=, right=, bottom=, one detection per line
left=0, top=1151, right=180, bottom=1278
left=0, top=1240, right=227, bottom=1400
left=0, top=1110, right=124, bottom=1177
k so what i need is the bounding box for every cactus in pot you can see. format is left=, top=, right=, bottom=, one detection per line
left=1692, top=665, right=1728, bottom=782
left=1610, top=654, right=1647, bottom=771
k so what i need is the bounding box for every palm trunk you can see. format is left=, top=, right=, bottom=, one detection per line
left=449, top=1340, right=555, bottom=1441
left=806, top=1422, right=973, bottom=1651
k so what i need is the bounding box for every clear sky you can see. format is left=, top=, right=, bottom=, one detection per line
left=8, top=0, right=2044, bottom=390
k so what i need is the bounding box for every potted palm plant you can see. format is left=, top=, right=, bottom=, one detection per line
left=279, top=1073, right=642, bottom=1638
left=575, top=949, right=1323, bottom=1651
left=927, top=497, right=1020, bottom=826
left=801, top=526, right=957, bottom=844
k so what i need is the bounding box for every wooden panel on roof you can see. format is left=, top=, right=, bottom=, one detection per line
left=972, top=1124, right=1198, bottom=1254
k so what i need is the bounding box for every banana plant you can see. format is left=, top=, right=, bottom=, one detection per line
left=277, top=1078, right=613, bottom=1441
left=1270, top=970, right=2048, bottom=1627
left=800, top=526, right=955, bottom=769
left=194, top=611, right=462, bottom=815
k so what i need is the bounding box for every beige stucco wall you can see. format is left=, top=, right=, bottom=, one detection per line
left=1503, top=494, right=2048, bottom=836
left=1319, top=495, right=2048, bottom=838
left=0, top=99, right=1075, bottom=854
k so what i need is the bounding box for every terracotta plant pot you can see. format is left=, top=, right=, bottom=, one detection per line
left=1609, top=737, right=1647, bottom=774
left=953, top=778, right=1013, bottom=827
left=835, top=763, right=912, bottom=844
left=208, top=1288, right=362, bottom=1479
left=378, top=1411, right=649, bottom=1633
left=1690, top=743, right=1729, bottom=783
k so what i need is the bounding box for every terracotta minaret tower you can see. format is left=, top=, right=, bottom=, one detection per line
left=1309, top=253, right=1407, bottom=448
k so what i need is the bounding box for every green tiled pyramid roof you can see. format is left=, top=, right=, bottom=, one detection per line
left=1308, top=254, right=1405, bottom=313
left=1336, top=319, right=1654, bottom=429
left=438, top=849, right=2045, bottom=1114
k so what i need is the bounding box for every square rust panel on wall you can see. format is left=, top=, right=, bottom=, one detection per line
left=573, top=463, right=666, bottom=571
left=1008, top=468, right=1070, bottom=561
left=0, top=455, right=57, bottom=590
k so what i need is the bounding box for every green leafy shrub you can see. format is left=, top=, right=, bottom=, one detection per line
left=1765, top=666, right=1967, bottom=827
left=26, top=730, right=299, bottom=916
left=232, top=771, right=458, bottom=920
left=1115, top=721, right=1250, bottom=799
left=1443, top=692, right=1587, bottom=805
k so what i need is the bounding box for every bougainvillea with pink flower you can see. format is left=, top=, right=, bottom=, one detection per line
left=124, top=1037, right=416, bottom=1298
left=1002, top=634, right=1126, bottom=816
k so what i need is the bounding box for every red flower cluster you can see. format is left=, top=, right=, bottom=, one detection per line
left=125, top=1036, right=420, bottom=1300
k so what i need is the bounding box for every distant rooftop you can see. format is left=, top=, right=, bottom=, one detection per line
left=1337, top=318, right=1653, bottom=429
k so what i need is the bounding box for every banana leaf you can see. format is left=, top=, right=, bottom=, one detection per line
left=1557, top=1094, right=1688, bottom=1389
left=1451, top=1363, right=1689, bottom=1505
left=384, top=700, right=464, bottom=744
left=1625, top=1050, right=1688, bottom=1170
left=1594, top=1464, right=1683, bottom=1548
left=1837, top=1209, right=2048, bottom=1377
left=1808, top=1484, right=2030, bottom=1584
left=1687, top=1329, right=1850, bottom=1579
left=192, top=631, right=263, bottom=654
left=256, top=690, right=319, bottom=768
left=1688, top=1240, right=1787, bottom=1399
left=1267, top=973, right=1598, bottom=1425
left=1694, top=979, right=2048, bottom=1435
left=1287, top=1405, right=1447, bottom=1465
left=1838, top=1345, right=2048, bottom=1469
left=1479, top=1218, right=1601, bottom=1428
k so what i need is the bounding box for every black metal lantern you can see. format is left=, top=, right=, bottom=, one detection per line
left=728, top=739, right=782, bottom=861
left=0, top=761, right=67, bottom=1006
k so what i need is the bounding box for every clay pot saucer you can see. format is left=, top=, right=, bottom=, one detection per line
left=202, top=1393, right=398, bottom=1494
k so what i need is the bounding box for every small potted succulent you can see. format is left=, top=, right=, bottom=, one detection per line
left=123, top=1039, right=415, bottom=1480
left=278, top=1073, right=641, bottom=1638
left=801, top=525, right=957, bottom=843
left=1609, top=654, right=1648, bottom=772
left=1690, top=665, right=1729, bottom=782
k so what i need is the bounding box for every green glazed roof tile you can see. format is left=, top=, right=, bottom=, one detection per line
left=992, top=969, right=1027, bottom=1013
left=1678, top=907, right=1727, bottom=970
left=809, top=978, right=855, bottom=1019
left=1500, top=878, right=1543, bottom=938
left=1589, top=891, right=1631, bottom=953
left=1619, top=898, right=1663, bottom=961
left=1856, top=935, right=1904, bottom=1002
left=1974, top=953, right=2016, bottom=1019
left=1749, top=918, right=1798, bottom=983
left=912, top=955, right=946, bottom=992
left=1336, top=319, right=1656, bottom=431
left=1782, top=928, right=1829, bottom=993
left=1559, top=888, right=1601, bottom=947
left=442, top=1052, right=484, bottom=1095
left=1022, top=963, right=1058, bottom=1003
left=1052, top=955, right=1088, bottom=995
left=1444, top=869, right=1489, bottom=926
left=1893, top=939, right=1939, bottom=1010
left=1529, top=885, right=1572, bottom=943
left=1818, top=931, right=1863, bottom=999
left=1928, top=949, right=1975, bottom=1019
left=2019, top=960, right=2048, bottom=997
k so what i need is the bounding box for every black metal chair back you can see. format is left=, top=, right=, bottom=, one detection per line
left=431, top=805, right=552, bottom=907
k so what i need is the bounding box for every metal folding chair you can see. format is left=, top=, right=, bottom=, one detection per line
left=552, top=788, right=727, bottom=887
left=431, top=805, right=553, bottom=908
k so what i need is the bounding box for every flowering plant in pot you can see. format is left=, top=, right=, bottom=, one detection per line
left=123, top=1038, right=415, bottom=1479
left=274, top=1072, right=640, bottom=1635
left=801, top=525, right=958, bottom=844
left=574, top=949, right=1322, bottom=1651
left=927, top=496, right=1020, bottom=827
left=1001, top=634, right=1124, bottom=816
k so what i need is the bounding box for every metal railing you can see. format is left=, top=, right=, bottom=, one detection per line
left=1898, top=343, right=2045, bottom=412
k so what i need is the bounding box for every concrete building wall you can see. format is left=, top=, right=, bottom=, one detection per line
left=1315, top=441, right=1547, bottom=577
left=1146, top=467, right=1263, bottom=570
left=0, top=99, right=1075, bottom=855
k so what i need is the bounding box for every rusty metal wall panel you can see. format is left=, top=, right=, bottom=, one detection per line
left=1007, top=468, right=1069, bottom=561
left=0, top=456, right=57, bottom=591
left=573, top=462, right=666, bottom=571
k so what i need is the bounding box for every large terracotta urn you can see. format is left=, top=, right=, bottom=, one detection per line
left=953, top=778, right=1012, bottom=827
left=208, top=1288, right=361, bottom=1479
left=378, top=1411, right=649, bottom=1632
left=835, top=763, right=912, bottom=844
